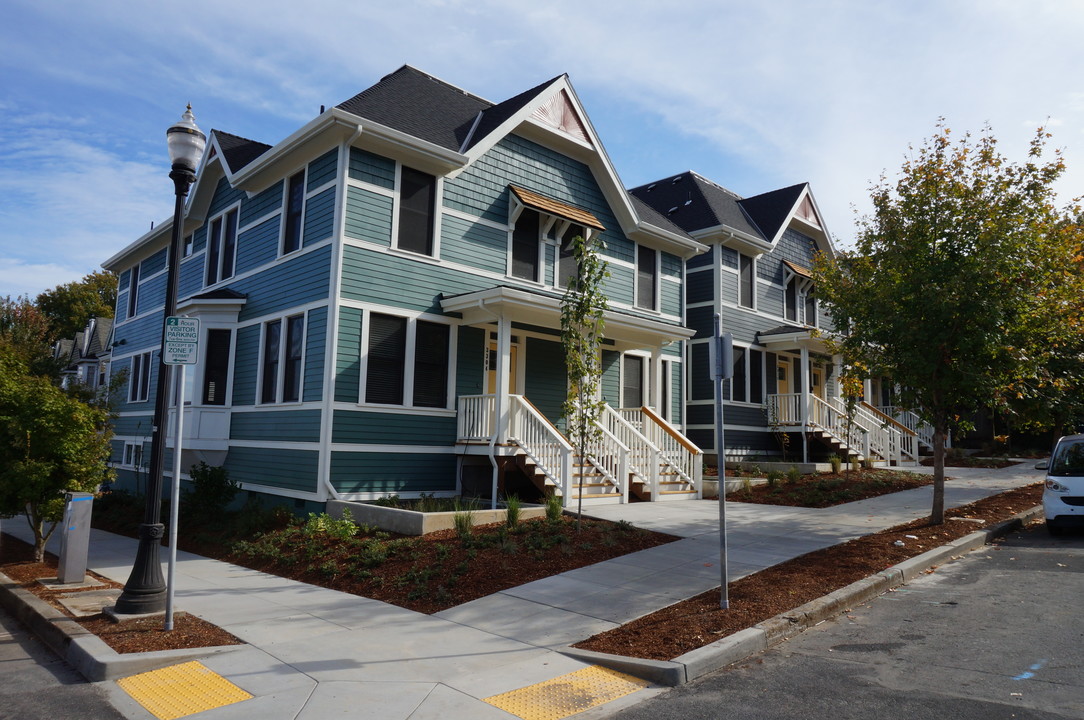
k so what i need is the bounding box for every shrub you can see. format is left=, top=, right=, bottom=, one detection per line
left=850, top=456, right=861, bottom=472
left=742, top=476, right=753, bottom=493
left=181, top=462, right=240, bottom=524
left=545, top=492, right=564, bottom=523
left=786, top=466, right=802, bottom=484
left=504, top=494, right=522, bottom=530
left=766, top=469, right=784, bottom=487
left=828, top=454, right=842, bottom=473
left=452, top=498, right=474, bottom=540
left=303, top=509, right=358, bottom=541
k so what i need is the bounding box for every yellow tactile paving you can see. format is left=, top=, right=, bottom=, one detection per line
left=483, top=665, right=649, bottom=720
left=117, top=661, right=252, bottom=720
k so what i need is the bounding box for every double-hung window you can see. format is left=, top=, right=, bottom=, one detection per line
left=123, top=442, right=144, bottom=469
left=260, top=314, right=305, bottom=404
left=128, top=351, right=151, bottom=403
left=127, top=262, right=140, bottom=318
left=206, top=207, right=239, bottom=286
left=738, top=253, right=755, bottom=309
left=282, top=170, right=305, bottom=255
left=784, top=277, right=799, bottom=321
left=511, top=210, right=541, bottom=282
left=397, top=166, right=436, bottom=256
left=636, top=245, right=658, bottom=310
left=364, top=313, right=451, bottom=409
left=202, top=329, right=232, bottom=405
left=803, top=288, right=817, bottom=328
left=557, top=224, right=584, bottom=288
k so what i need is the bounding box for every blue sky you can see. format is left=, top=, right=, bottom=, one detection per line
left=2, top=0, right=1082, bottom=299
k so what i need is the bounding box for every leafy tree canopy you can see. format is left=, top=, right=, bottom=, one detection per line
left=36, top=270, right=117, bottom=341
left=0, top=295, right=58, bottom=377
left=814, top=122, right=1083, bottom=522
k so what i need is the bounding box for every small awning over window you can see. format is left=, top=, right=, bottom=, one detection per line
left=782, top=260, right=812, bottom=279
left=509, top=185, right=605, bottom=231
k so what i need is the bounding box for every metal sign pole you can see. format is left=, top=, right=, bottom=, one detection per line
left=711, top=315, right=733, bottom=610
left=165, top=362, right=185, bottom=631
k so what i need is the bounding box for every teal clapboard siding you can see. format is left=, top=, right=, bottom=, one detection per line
left=235, top=245, right=331, bottom=322
left=348, top=148, right=395, bottom=188
left=142, top=248, right=168, bottom=276
left=661, top=279, right=682, bottom=317
left=344, top=186, right=393, bottom=246
left=240, top=180, right=284, bottom=227
left=661, top=251, right=682, bottom=279
left=232, top=324, right=260, bottom=405
left=178, top=254, right=204, bottom=299
left=307, top=149, right=338, bottom=191
left=225, top=447, right=319, bottom=493
left=332, top=410, right=456, bottom=445
left=109, top=440, right=124, bottom=463
left=600, top=350, right=620, bottom=406
left=444, top=134, right=634, bottom=263
left=192, top=224, right=207, bottom=254
left=456, top=326, right=485, bottom=396
left=235, top=215, right=281, bottom=275
left=135, top=272, right=166, bottom=317
left=115, top=354, right=160, bottom=415
left=230, top=410, right=322, bottom=442
left=341, top=245, right=491, bottom=313
left=114, top=310, right=163, bottom=352
left=524, top=337, right=566, bottom=426
left=686, top=269, right=713, bottom=304
left=329, top=451, right=456, bottom=494
left=208, top=176, right=245, bottom=218
left=335, top=306, right=362, bottom=402
left=304, top=306, right=327, bottom=402
left=118, top=268, right=131, bottom=291
left=671, top=361, right=683, bottom=425
left=112, top=414, right=154, bottom=438
left=603, top=264, right=634, bottom=306
left=304, top=187, right=336, bottom=247
left=439, top=214, right=507, bottom=274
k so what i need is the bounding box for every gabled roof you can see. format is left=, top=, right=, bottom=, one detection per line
left=337, top=65, right=490, bottom=153
left=212, top=130, right=272, bottom=175
left=461, top=75, right=564, bottom=152
left=629, top=172, right=762, bottom=239
left=738, top=183, right=807, bottom=244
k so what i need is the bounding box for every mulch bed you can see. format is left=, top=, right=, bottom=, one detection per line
left=920, top=457, right=1019, bottom=468
left=725, top=468, right=933, bottom=507
left=0, top=534, right=242, bottom=654
left=573, top=482, right=1043, bottom=660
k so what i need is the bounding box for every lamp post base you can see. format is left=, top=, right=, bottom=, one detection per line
left=114, top=522, right=167, bottom=615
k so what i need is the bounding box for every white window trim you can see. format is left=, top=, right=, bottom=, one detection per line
left=122, top=441, right=145, bottom=470
left=280, top=167, right=308, bottom=257
left=357, top=309, right=456, bottom=411
left=127, top=351, right=151, bottom=403
left=390, top=164, right=442, bottom=259
left=256, top=312, right=307, bottom=406
left=635, top=243, right=661, bottom=312
left=205, top=202, right=241, bottom=288
left=726, top=343, right=768, bottom=407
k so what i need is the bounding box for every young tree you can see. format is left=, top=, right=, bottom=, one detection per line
left=0, top=349, right=114, bottom=561
left=0, top=295, right=58, bottom=377
left=560, top=233, right=609, bottom=528
left=36, top=270, right=117, bottom=341
left=815, top=123, right=1083, bottom=524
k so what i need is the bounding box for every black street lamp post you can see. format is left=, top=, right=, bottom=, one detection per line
left=114, top=106, right=206, bottom=615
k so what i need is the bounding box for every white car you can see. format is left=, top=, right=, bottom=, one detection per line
left=1037, top=434, right=1084, bottom=535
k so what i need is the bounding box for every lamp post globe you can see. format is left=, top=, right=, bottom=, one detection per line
left=114, top=106, right=205, bottom=616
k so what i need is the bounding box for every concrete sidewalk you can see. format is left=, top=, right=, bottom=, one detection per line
left=2, top=461, right=1042, bottom=719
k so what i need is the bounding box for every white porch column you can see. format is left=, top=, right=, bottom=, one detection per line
left=495, top=314, right=512, bottom=444
left=800, top=346, right=810, bottom=464
left=863, top=378, right=873, bottom=404
left=650, top=345, right=663, bottom=412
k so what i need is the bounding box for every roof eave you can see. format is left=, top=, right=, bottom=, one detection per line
left=690, top=225, right=773, bottom=256
left=630, top=223, right=708, bottom=259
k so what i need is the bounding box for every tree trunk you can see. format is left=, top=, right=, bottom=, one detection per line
left=930, top=426, right=946, bottom=525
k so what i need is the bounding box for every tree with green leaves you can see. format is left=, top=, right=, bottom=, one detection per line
left=36, top=270, right=117, bottom=341
left=560, top=233, right=610, bottom=528
left=0, top=295, right=59, bottom=378
left=815, top=123, right=1083, bottom=524
left=0, top=348, right=114, bottom=561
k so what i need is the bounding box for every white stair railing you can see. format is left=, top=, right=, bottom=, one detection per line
left=457, top=394, right=497, bottom=440
left=877, top=406, right=946, bottom=449
left=639, top=406, right=703, bottom=493
left=606, top=405, right=703, bottom=497
left=600, top=404, right=657, bottom=495
left=507, top=395, right=573, bottom=502
left=584, top=425, right=631, bottom=503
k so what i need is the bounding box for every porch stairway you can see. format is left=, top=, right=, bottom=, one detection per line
left=766, top=393, right=919, bottom=466
left=457, top=394, right=704, bottom=507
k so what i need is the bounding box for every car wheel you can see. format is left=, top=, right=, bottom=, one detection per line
left=1046, top=518, right=1064, bottom=536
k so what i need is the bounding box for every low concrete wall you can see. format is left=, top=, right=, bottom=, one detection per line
left=327, top=500, right=546, bottom=536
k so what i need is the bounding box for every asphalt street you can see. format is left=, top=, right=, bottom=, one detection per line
left=0, top=604, right=125, bottom=720
left=607, top=522, right=1084, bottom=720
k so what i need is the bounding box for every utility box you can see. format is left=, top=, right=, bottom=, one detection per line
left=58, top=492, right=94, bottom=584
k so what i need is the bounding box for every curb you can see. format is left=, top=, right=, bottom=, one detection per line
left=0, top=571, right=242, bottom=682
left=561, top=504, right=1042, bottom=686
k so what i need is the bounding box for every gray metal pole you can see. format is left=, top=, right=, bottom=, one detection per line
left=165, top=363, right=185, bottom=631
left=713, top=315, right=730, bottom=610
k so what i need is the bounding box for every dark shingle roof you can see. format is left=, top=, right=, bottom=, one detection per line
left=337, top=65, right=492, bottom=152
left=214, top=130, right=272, bottom=174
left=629, top=196, right=694, bottom=240
left=462, top=75, right=563, bottom=152
left=758, top=324, right=807, bottom=338
left=738, top=183, right=807, bottom=243
left=629, top=172, right=762, bottom=239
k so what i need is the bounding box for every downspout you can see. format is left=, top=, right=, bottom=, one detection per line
left=473, top=298, right=504, bottom=510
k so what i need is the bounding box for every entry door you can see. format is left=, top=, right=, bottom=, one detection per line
left=486, top=341, right=519, bottom=394
left=810, top=363, right=825, bottom=400
left=776, top=358, right=790, bottom=395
